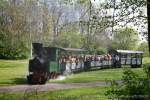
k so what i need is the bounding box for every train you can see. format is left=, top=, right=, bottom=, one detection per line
left=27, top=43, right=144, bottom=84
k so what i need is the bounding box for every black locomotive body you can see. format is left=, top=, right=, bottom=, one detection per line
left=27, top=43, right=50, bottom=84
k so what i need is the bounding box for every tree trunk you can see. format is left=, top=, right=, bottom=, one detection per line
left=148, top=1, right=150, bottom=54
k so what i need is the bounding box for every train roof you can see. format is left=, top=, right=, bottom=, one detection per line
left=60, top=48, right=87, bottom=52
left=117, top=50, right=144, bottom=54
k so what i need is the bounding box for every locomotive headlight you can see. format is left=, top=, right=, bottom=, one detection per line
left=29, top=72, right=33, bottom=75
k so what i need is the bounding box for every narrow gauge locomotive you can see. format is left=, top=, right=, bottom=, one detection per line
left=27, top=43, right=144, bottom=84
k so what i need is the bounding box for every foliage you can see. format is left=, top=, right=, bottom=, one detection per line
left=54, top=32, right=86, bottom=48
left=111, top=27, right=139, bottom=50
left=106, top=64, right=150, bottom=100
left=103, top=0, right=147, bottom=32
left=143, top=63, right=150, bottom=78
left=138, top=42, right=149, bottom=57
left=0, top=0, right=30, bottom=59
left=96, top=48, right=107, bottom=55
left=0, top=0, right=148, bottom=59
left=88, top=47, right=107, bottom=55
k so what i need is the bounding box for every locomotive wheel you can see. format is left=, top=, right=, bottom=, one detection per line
left=27, top=73, right=48, bottom=84
left=38, top=76, right=47, bottom=84
left=40, top=77, right=47, bottom=84
left=27, top=75, right=32, bottom=84
left=27, top=75, right=36, bottom=84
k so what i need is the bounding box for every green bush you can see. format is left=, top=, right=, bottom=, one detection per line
left=96, top=48, right=107, bottom=55
left=0, top=33, right=29, bottom=59
left=137, top=42, right=149, bottom=57
left=106, top=65, right=150, bottom=100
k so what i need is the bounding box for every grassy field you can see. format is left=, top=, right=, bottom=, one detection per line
left=0, top=57, right=149, bottom=86
left=0, top=60, right=28, bottom=86
left=0, top=86, right=108, bottom=100
left=49, top=68, right=145, bottom=83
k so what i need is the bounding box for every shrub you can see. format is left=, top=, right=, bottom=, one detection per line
left=106, top=65, right=150, bottom=100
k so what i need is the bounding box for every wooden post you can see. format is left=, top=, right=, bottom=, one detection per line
left=119, top=53, right=122, bottom=67
left=30, top=43, right=32, bottom=59
left=131, top=53, right=132, bottom=65
left=141, top=54, right=143, bottom=65
left=136, top=53, right=138, bottom=66
left=125, top=54, right=127, bottom=65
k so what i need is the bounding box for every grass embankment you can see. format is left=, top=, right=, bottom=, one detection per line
left=49, top=68, right=145, bottom=83
left=0, top=60, right=28, bottom=86
left=0, top=86, right=108, bottom=100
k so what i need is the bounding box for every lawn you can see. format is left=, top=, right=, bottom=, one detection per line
left=49, top=68, right=145, bottom=83
left=0, top=86, right=108, bottom=100
left=0, top=60, right=28, bottom=86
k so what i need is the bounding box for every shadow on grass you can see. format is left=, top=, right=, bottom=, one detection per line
left=12, top=78, right=27, bottom=84
left=0, top=78, right=27, bottom=86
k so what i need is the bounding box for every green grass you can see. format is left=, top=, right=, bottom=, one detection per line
left=0, top=86, right=108, bottom=100
left=0, top=60, right=28, bottom=86
left=49, top=67, right=145, bottom=83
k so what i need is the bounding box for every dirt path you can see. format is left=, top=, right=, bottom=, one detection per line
left=0, top=82, right=112, bottom=93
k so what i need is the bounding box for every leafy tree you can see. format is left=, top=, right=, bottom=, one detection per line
left=111, top=27, right=139, bottom=50
left=103, top=0, right=147, bottom=32
left=0, top=0, right=39, bottom=59
left=0, top=0, right=28, bottom=59
left=54, top=32, right=86, bottom=48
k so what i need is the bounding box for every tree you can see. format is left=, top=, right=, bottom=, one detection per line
left=0, top=0, right=29, bottom=59
left=147, top=0, right=150, bottom=53
left=101, top=0, right=148, bottom=51
left=111, top=27, right=139, bottom=50
left=103, top=0, right=147, bottom=30
left=0, top=0, right=46, bottom=59
left=48, top=1, right=64, bottom=43
left=54, top=32, right=85, bottom=48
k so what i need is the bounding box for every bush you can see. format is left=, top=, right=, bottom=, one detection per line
left=106, top=65, right=150, bottom=100
left=96, top=48, right=107, bottom=55
left=0, top=36, right=29, bottom=59
left=87, top=48, right=107, bottom=55
left=137, top=42, right=149, bottom=57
